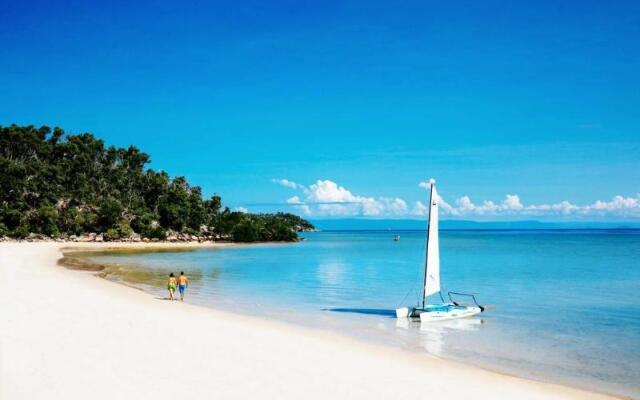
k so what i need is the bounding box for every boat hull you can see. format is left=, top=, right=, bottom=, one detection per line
left=396, top=304, right=482, bottom=322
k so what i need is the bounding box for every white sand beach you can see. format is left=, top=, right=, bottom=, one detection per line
left=0, top=242, right=620, bottom=400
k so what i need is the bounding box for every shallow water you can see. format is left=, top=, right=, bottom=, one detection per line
left=89, top=230, right=640, bottom=398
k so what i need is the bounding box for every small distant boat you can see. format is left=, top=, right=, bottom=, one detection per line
left=393, top=235, right=400, bottom=241
left=396, top=179, right=485, bottom=322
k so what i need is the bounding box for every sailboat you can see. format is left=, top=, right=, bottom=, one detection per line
left=396, top=179, right=485, bottom=322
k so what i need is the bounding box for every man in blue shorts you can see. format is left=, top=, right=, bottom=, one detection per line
left=178, top=271, right=189, bottom=301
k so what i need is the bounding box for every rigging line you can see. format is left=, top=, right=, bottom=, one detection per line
left=396, top=280, right=417, bottom=309
left=396, top=259, right=424, bottom=308
left=396, top=231, right=429, bottom=309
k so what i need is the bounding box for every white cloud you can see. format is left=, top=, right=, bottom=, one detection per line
left=382, top=197, right=408, bottom=215
left=456, top=196, right=475, bottom=212
left=436, top=194, right=640, bottom=218
left=503, top=194, right=523, bottom=210
left=276, top=178, right=640, bottom=219
left=591, top=195, right=639, bottom=212
left=234, top=206, right=248, bottom=213
left=284, top=180, right=410, bottom=217
left=287, top=195, right=311, bottom=215
left=271, top=178, right=303, bottom=190
left=418, top=179, right=436, bottom=190
left=309, top=180, right=371, bottom=216
left=307, top=180, right=356, bottom=202
left=413, top=201, right=428, bottom=216
left=437, top=196, right=454, bottom=214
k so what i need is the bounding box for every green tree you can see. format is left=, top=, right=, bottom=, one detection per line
left=231, top=217, right=262, bottom=242
left=0, top=124, right=313, bottom=241
left=30, top=205, right=60, bottom=236
left=98, top=198, right=123, bottom=231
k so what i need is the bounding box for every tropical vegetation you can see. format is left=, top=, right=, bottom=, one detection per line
left=0, top=124, right=314, bottom=242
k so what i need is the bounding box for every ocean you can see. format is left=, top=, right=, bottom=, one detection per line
left=88, top=230, right=640, bottom=398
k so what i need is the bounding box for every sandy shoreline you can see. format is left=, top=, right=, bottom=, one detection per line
left=0, top=242, right=623, bottom=400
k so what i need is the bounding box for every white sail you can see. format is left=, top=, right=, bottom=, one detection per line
left=396, top=179, right=484, bottom=320
left=424, top=181, right=440, bottom=297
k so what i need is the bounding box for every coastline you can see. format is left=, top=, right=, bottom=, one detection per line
left=0, top=242, right=625, bottom=400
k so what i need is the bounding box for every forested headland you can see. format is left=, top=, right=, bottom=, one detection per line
left=0, top=125, right=314, bottom=242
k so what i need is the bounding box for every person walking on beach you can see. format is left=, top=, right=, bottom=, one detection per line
left=167, top=272, right=178, bottom=301
left=178, top=271, right=189, bottom=301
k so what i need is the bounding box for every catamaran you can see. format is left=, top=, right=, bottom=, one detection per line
left=396, top=179, right=485, bottom=322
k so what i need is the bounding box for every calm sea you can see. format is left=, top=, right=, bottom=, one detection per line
left=89, top=230, right=640, bottom=398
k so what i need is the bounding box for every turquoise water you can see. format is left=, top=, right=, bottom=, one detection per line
left=91, top=230, right=640, bottom=398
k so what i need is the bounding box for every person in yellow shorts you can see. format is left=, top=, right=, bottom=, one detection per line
left=167, top=272, right=178, bottom=301
left=178, top=271, right=189, bottom=301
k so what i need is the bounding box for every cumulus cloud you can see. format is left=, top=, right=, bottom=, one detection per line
left=416, top=182, right=640, bottom=218
left=435, top=194, right=640, bottom=218
left=271, top=178, right=303, bottom=190
left=382, top=197, right=409, bottom=215
left=413, top=201, right=429, bottom=216
left=274, top=177, right=640, bottom=219
left=307, top=180, right=410, bottom=216
left=522, top=196, right=640, bottom=217
left=442, top=195, right=514, bottom=216
left=503, top=194, right=523, bottom=210
left=308, top=180, right=376, bottom=216
left=276, top=179, right=410, bottom=217
left=418, top=181, right=431, bottom=190
left=287, top=195, right=311, bottom=215
left=234, top=206, right=248, bottom=213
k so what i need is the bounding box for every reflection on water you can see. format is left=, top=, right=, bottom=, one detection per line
left=419, top=323, right=444, bottom=355
left=316, top=260, right=347, bottom=303
left=86, top=230, right=640, bottom=399
left=317, top=260, right=346, bottom=287
left=394, top=318, right=484, bottom=356
left=420, top=318, right=484, bottom=355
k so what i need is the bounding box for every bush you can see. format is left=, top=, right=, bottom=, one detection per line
left=104, top=228, right=120, bottom=241
left=270, top=222, right=297, bottom=241
left=2, top=209, right=23, bottom=230
left=98, top=198, right=123, bottom=230
left=183, top=227, right=199, bottom=235
left=11, top=224, right=30, bottom=239
left=81, top=212, right=99, bottom=232
left=130, top=211, right=152, bottom=235
left=30, top=205, right=60, bottom=236
left=131, top=212, right=166, bottom=239
left=231, top=218, right=262, bottom=242
left=0, top=223, right=8, bottom=237
left=146, top=227, right=167, bottom=240
left=117, top=220, right=133, bottom=238
left=58, top=207, right=83, bottom=235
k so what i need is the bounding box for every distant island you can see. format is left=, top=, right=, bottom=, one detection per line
left=0, top=124, right=314, bottom=242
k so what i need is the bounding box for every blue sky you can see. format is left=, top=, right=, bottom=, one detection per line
left=1, top=0, right=639, bottom=219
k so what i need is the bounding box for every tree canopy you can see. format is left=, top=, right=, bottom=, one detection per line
left=0, top=124, right=314, bottom=242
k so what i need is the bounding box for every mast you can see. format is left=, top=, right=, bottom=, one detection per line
left=422, top=179, right=435, bottom=308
